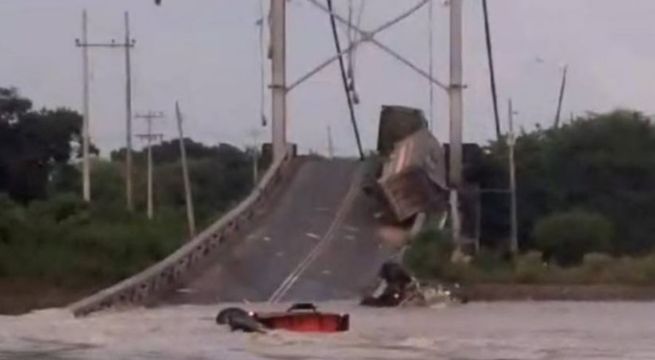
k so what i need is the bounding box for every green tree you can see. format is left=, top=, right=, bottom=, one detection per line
left=481, top=110, right=655, bottom=255
left=110, top=138, right=219, bottom=163
left=0, top=87, right=92, bottom=202
left=404, top=227, right=453, bottom=277
left=111, top=141, right=254, bottom=225
left=534, top=210, right=613, bottom=266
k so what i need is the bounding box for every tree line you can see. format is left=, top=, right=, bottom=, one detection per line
left=479, top=109, right=655, bottom=263
left=0, top=86, right=259, bottom=289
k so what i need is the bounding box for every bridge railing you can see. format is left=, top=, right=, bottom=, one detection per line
left=69, top=147, right=294, bottom=317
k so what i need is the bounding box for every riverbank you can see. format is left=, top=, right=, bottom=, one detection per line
left=461, top=284, right=655, bottom=301
left=3, top=280, right=655, bottom=316
left=0, top=279, right=103, bottom=315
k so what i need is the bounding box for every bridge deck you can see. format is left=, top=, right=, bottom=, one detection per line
left=159, top=158, right=402, bottom=305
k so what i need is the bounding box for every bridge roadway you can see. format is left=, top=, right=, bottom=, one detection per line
left=160, top=158, right=403, bottom=305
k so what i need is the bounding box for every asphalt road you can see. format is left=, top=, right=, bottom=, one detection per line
left=160, top=158, right=401, bottom=305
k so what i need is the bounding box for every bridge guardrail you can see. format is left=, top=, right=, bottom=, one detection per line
left=69, top=147, right=294, bottom=317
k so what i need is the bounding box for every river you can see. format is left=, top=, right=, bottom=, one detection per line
left=1, top=301, right=654, bottom=359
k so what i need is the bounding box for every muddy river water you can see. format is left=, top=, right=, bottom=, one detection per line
left=1, top=301, right=654, bottom=359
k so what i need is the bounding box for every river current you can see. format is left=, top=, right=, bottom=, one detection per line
left=1, top=301, right=654, bottom=359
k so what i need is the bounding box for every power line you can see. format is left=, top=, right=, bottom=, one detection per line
left=482, top=0, right=502, bottom=140
left=326, top=0, right=364, bottom=160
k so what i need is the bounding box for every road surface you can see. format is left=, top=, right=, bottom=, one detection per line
left=161, top=158, right=401, bottom=305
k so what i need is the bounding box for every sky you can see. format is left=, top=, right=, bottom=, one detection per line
left=1, top=0, right=655, bottom=157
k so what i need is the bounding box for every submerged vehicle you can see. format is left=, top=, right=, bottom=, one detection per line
left=215, top=307, right=266, bottom=333
left=215, top=303, right=349, bottom=333
left=360, top=261, right=467, bottom=307
left=253, top=303, right=349, bottom=333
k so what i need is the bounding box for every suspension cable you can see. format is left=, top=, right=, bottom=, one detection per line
left=350, top=0, right=366, bottom=104
left=258, top=0, right=267, bottom=127
left=482, top=0, right=501, bottom=139
left=355, top=0, right=366, bottom=34
left=346, top=0, right=360, bottom=104
left=326, top=0, right=364, bottom=160
left=308, top=0, right=448, bottom=90
left=347, top=0, right=354, bottom=82
left=352, top=0, right=367, bottom=71
left=428, top=0, right=435, bottom=131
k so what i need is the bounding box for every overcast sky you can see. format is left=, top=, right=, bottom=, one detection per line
left=1, top=0, right=654, bottom=157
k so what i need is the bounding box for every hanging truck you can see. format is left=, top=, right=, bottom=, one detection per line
left=375, top=106, right=449, bottom=222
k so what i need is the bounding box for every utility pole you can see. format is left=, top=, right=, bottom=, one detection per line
left=270, top=0, right=287, bottom=163
left=75, top=12, right=136, bottom=210
left=76, top=10, right=92, bottom=202
left=124, top=12, right=136, bottom=211
left=326, top=124, right=334, bottom=158
left=553, top=65, right=568, bottom=128
left=449, top=0, right=464, bottom=250
left=508, top=99, right=518, bottom=255
left=252, top=147, right=259, bottom=186
left=175, top=102, right=196, bottom=238
left=247, top=128, right=262, bottom=187
left=135, top=111, right=164, bottom=220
